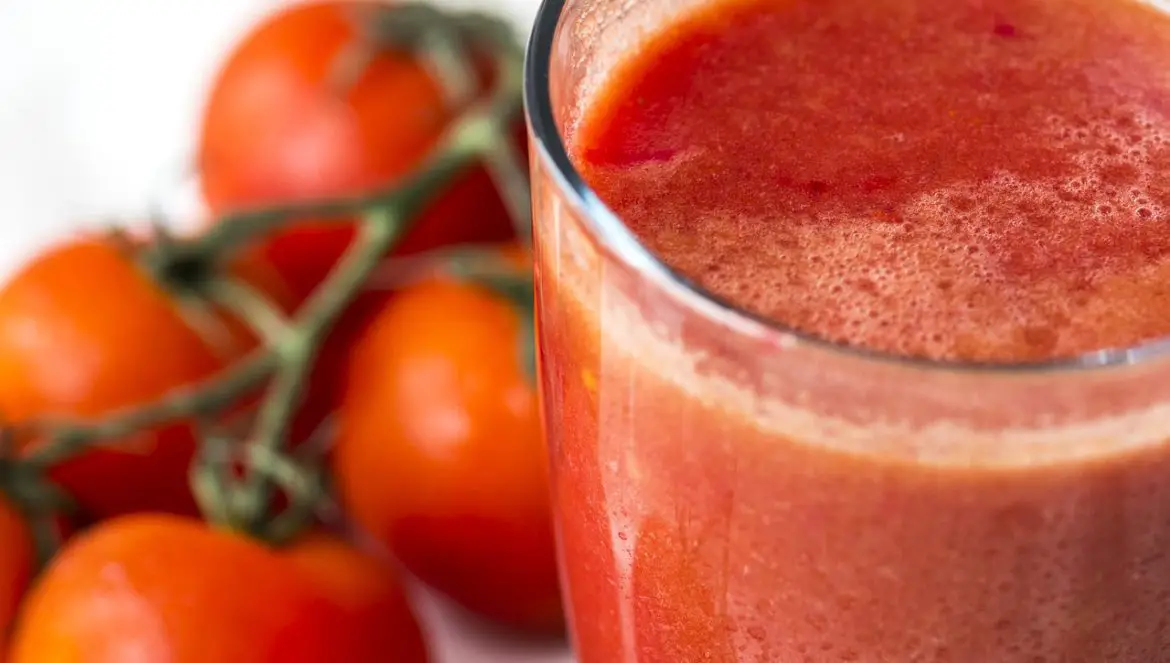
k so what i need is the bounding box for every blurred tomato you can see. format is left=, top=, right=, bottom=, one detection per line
left=0, top=236, right=294, bottom=519
left=334, top=246, right=562, bottom=632
left=198, top=0, right=520, bottom=303
left=284, top=532, right=429, bottom=661
left=9, top=514, right=428, bottom=663
left=0, top=494, right=32, bottom=653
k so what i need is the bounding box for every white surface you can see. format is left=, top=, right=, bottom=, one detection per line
left=0, top=0, right=539, bottom=274
left=0, top=1, right=575, bottom=661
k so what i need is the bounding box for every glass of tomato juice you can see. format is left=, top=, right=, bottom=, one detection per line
left=524, top=0, right=1170, bottom=660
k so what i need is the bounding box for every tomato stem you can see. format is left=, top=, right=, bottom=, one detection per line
left=454, top=13, right=533, bottom=241
left=203, top=66, right=520, bottom=540
left=26, top=352, right=277, bottom=469
left=189, top=428, right=239, bottom=530
left=209, top=279, right=297, bottom=348
left=234, top=213, right=398, bottom=533
left=483, top=126, right=534, bottom=241
left=0, top=432, right=73, bottom=568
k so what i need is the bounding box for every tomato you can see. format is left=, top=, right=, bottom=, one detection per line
left=0, top=494, right=32, bottom=653
left=0, top=236, right=293, bottom=519
left=198, top=0, right=520, bottom=303
left=8, top=514, right=428, bottom=663
left=284, top=532, right=429, bottom=662
left=334, top=247, right=562, bottom=632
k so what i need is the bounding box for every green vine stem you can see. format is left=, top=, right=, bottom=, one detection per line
left=0, top=431, right=73, bottom=568
left=455, top=14, right=533, bottom=242
left=10, top=3, right=530, bottom=547
left=209, top=279, right=295, bottom=347
left=363, top=6, right=533, bottom=238
left=24, top=352, right=277, bottom=469
left=229, top=212, right=398, bottom=533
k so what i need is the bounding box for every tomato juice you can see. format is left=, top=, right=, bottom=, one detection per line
left=528, top=0, right=1170, bottom=660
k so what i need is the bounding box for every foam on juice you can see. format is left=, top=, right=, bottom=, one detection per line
left=576, top=0, right=1170, bottom=363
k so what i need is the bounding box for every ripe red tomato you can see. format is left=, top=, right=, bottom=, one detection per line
left=0, top=494, right=32, bottom=653
left=284, top=531, right=429, bottom=662
left=9, top=514, right=428, bottom=663
left=198, top=0, right=520, bottom=302
left=0, top=236, right=293, bottom=519
left=333, top=246, right=562, bottom=632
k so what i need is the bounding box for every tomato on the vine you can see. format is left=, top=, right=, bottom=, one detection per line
left=0, top=236, right=293, bottom=519
left=333, top=245, right=562, bottom=633
left=0, top=494, right=32, bottom=653
left=284, top=532, right=429, bottom=661
left=198, top=0, right=520, bottom=303
left=9, top=514, right=428, bottom=663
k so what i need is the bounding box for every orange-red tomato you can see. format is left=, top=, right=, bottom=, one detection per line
left=0, top=494, right=32, bottom=654
left=0, top=236, right=293, bottom=519
left=334, top=248, right=562, bottom=632
left=9, top=514, right=429, bottom=663
left=198, top=0, right=519, bottom=302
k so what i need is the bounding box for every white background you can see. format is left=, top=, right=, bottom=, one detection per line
left=0, top=0, right=574, bottom=661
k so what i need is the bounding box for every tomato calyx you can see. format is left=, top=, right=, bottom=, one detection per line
left=189, top=427, right=330, bottom=546
left=335, top=4, right=475, bottom=101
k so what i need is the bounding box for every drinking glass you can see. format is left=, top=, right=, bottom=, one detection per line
left=523, top=0, right=1170, bottom=660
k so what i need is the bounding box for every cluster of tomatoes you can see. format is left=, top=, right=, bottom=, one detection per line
left=0, top=2, right=559, bottom=661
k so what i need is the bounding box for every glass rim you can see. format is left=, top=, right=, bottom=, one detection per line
left=521, top=0, right=1170, bottom=375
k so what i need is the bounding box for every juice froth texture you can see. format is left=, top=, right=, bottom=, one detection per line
left=578, top=0, right=1170, bottom=362
left=531, top=0, right=1170, bottom=661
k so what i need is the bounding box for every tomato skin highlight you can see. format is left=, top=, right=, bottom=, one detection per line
left=198, top=0, right=520, bottom=303
left=334, top=249, right=563, bottom=633
left=9, top=514, right=429, bottom=663
left=0, top=236, right=293, bottom=520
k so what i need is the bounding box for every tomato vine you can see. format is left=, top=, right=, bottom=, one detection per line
left=0, top=2, right=532, bottom=553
